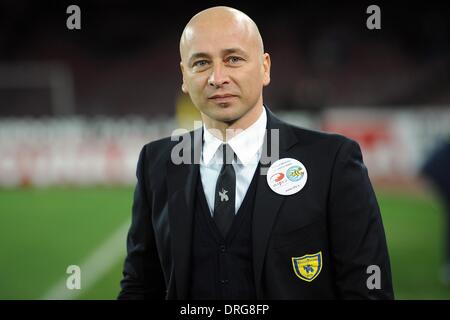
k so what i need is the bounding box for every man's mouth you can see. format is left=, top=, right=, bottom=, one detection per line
left=208, top=94, right=238, bottom=103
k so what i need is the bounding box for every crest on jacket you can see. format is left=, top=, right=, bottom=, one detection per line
left=292, top=251, right=322, bottom=282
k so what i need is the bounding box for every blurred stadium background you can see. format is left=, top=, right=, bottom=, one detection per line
left=1, top=0, right=450, bottom=299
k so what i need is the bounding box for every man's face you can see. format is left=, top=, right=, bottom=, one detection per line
left=180, top=16, right=270, bottom=124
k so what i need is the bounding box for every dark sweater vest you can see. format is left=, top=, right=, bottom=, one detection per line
left=189, top=165, right=260, bottom=300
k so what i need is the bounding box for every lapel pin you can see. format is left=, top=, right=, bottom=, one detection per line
left=266, top=158, right=308, bottom=196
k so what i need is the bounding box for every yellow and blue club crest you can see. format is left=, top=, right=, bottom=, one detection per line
left=291, top=251, right=322, bottom=282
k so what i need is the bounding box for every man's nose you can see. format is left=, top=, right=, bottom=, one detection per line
left=208, top=64, right=229, bottom=88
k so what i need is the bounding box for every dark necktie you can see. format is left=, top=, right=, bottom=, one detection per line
left=213, top=143, right=236, bottom=237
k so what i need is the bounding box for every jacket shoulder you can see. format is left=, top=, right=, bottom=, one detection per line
left=139, top=129, right=196, bottom=173
left=285, top=121, right=357, bottom=150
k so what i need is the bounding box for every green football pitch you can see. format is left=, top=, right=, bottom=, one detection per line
left=0, top=186, right=449, bottom=299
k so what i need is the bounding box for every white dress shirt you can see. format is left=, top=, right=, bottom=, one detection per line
left=200, top=107, right=267, bottom=216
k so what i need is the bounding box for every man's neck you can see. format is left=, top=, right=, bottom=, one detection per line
left=203, top=103, right=264, bottom=142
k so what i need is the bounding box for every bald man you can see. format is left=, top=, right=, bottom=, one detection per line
left=118, top=6, right=394, bottom=300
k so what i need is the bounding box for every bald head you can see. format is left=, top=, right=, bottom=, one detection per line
left=178, top=6, right=271, bottom=129
left=179, top=6, right=264, bottom=61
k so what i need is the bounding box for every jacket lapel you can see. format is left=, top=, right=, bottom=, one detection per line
left=166, top=127, right=202, bottom=299
left=252, top=107, right=299, bottom=299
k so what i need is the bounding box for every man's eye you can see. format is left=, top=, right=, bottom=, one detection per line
left=193, top=60, right=208, bottom=68
left=228, top=56, right=243, bottom=63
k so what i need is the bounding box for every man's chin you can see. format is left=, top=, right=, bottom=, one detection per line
left=210, top=100, right=234, bottom=110
left=208, top=104, right=241, bottom=121
left=213, top=110, right=242, bottom=124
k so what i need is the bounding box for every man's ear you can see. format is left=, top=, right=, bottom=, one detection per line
left=262, top=53, right=271, bottom=86
left=180, top=62, right=188, bottom=93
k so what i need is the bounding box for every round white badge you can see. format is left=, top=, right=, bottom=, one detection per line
left=266, top=158, right=308, bottom=196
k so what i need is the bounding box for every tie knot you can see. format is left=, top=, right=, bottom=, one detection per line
left=222, top=143, right=235, bottom=165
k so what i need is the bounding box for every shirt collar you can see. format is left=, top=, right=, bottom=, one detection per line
left=202, top=107, right=267, bottom=165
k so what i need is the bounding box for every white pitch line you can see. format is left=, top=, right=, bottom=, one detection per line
left=41, top=220, right=130, bottom=300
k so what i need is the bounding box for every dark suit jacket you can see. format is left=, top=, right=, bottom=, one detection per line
left=118, top=107, right=394, bottom=300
